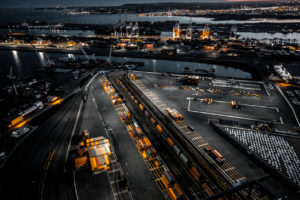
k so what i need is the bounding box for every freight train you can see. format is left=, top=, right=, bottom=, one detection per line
left=117, top=77, right=217, bottom=197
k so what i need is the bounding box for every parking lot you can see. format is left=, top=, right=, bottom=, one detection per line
left=223, top=126, right=300, bottom=188
left=129, top=70, right=300, bottom=197
left=188, top=97, right=281, bottom=123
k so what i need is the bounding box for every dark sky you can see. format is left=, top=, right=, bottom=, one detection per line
left=0, top=0, right=250, bottom=8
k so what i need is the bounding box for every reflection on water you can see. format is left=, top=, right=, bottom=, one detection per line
left=38, top=52, right=46, bottom=67
left=110, top=57, right=252, bottom=79
left=0, top=51, right=252, bottom=79
left=12, top=50, right=20, bottom=67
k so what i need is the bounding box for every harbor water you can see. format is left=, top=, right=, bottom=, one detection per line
left=0, top=50, right=251, bottom=79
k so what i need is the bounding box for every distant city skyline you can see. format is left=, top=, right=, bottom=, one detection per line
left=0, top=0, right=274, bottom=8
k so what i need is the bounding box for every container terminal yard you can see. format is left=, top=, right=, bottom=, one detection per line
left=1, top=1, right=300, bottom=200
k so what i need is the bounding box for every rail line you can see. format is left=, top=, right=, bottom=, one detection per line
left=115, top=73, right=269, bottom=200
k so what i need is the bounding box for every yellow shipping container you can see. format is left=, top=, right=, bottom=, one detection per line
left=90, top=157, right=97, bottom=171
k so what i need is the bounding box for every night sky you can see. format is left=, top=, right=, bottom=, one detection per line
left=0, top=0, right=271, bottom=8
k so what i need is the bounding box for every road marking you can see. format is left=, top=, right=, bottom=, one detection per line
left=224, top=167, right=236, bottom=172
left=91, top=92, right=108, bottom=137
left=275, top=85, right=300, bottom=127
left=193, top=97, right=278, bottom=110
left=64, top=100, right=83, bottom=173
left=107, top=169, right=121, bottom=174
left=85, top=72, right=99, bottom=91
left=73, top=170, right=79, bottom=200
left=191, top=136, right=202, bottom=141
left=187, top=99, right=282, bottom=124
left=199, top=143, right=208, bottom=147
left=113, top=190, right=129, bottom=196
left=263, top=84, right=271, bottom=96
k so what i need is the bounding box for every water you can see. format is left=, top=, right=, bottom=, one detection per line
left=111, top=57, right=251, bottom=79
left=1, top=8, right=300, bottom=25
left=239, top=32, right=300, bottom=41
left=161, top=31, right=300, bottom=41
left=0, top=28, right=95, bottom=37
left=0, top=50, right=251, bottom=79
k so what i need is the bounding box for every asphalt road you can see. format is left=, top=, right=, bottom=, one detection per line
left=0, top=92, right=82, bottom=200
left=90, top=76, right=163, bottom=200
left=74, top=85, right=114, bottom=200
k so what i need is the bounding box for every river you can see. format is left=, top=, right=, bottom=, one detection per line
left=1, top=8, right=300, bottom=25
left=0, top=50, right=251, bottom=79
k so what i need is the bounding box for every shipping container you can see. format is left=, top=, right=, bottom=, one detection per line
left=156, top=124, right=163, bottom=133
left=135, top=127, right=142, bottom=136
left=161, top=132, right=168, bottom=141
left=162, top=164, right=170, bottom=172
left=168, top=187, right=181, bottom=200
left=9, top=115, right=24, bottom=127
left=204, top=146, right=212, bottom=152
left=212, top=150, right=223, bottom=160
left=75, top=156, right=88, bottom=168
left=130, top=74, right=136, bottom=80
left=78, top=148, right=85, bottom=156
left=143, top=137, right=152, bottom=147
left=202, top=183, right=214, bottom=196
left=139, top=104, right=144, bottom=111
left=173, top=145, right=181, bottom=155
left=180, top=153, right=189, bottom=165
left=187, top=124, right=194, bottom=132
left=155, top=160, right=160, bottom=167
left=83, top=129, right=90, bottom=139
left=164, top=170, right=175, bottom=184
left=150, top=117, right=156, bottom=124
left=190, top=166, right=201, bottom=182
left=167, top=137, right=175, bottom=147
left=144, top=110, right=150, bottom=118
left=161, top=175, right=171, bottom=189
left=174, top=184, right=183, bottom=197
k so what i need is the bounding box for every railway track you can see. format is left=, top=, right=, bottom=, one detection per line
left=116, top=74, right=270, bottom=200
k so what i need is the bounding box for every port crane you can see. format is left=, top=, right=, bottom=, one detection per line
left=79, top=45, right=97, bottom=63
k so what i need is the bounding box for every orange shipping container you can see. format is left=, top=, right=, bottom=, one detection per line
left=129, top=131, right=134, bottom=138
left=9, top=116, right=24, bottom=127
left=75, top=156, right=88, bottom=168
left=212, top=150, right=223, bottom=159
left=156, top=125, right=163, bottom=133
left=90, top=157, right=97, bottom=171
left=168, top=187, right=181, bottom=200
left=161, top=175, right=170, bottom=189
left=155, top=160, right=160, bottom=167
left=202, top=183, right=214, bottom=196
left=150, top=117, right=156, bottom=124
left=174, top=184, right=183, bottom=196
left=167, top=138, right=174, bottom=147
left=190, top=166, right=201, bottom=182
left=144, top=137, right=152, bottom=147
left=136, top=128, right=142, bottom=135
